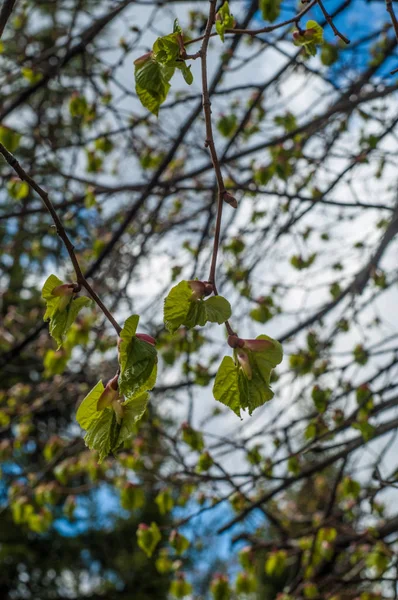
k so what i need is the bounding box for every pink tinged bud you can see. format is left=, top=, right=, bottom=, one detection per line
left=243, top=338, right=274, bottom=352
left=134, top=51, right=152, bottom=66
left=112, top=400, right=125, bottom=424
left=97, top=376, right=119, bottom=411
left=227, top=335, right=244, bottom=349
left=51, top=283, right=75, bottom=297
left=293, top=30, right=304, bottom=42
left=237, top=351, right=252, bottom=380
left=188, top=280, right=206, bottom=300
left=138, top=523, right=149, bottom=530
left=136, top=333, right=156, bottom=346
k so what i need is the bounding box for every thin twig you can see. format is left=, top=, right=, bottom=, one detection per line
left=185, top=0, right=318, bottom=48
left=200, top=0, right=235, bottom=337
left=0, top=0, right=17, bottom=39
left=0, top=143, right=121, bottom=334
left=317, top=0, right=350, bottom=44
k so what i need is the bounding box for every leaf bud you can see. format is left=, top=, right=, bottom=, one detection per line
left=134, top=51, right=152, bottom=67
left=227, top=335, right=244, bottom=349
left=223, top=191, right=238, bottom=208
left=136, top=333, right=156, bottom=346
left=112, top=399, right=125, bottom=424
left=237, top=350, right=252, bottom=380
left=243, top=338, right=274, bottom=352
left=51, top=283, right=75, bottom=297
left=188, top=280, right=206, bottom=300
left=97, top=374, right=119, bottom=410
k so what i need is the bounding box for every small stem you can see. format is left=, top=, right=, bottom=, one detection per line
left=317, top=0, right=350, bottom=44
left=0, top=142, right=121, bottom=335
left=185, top=0, right=318, bottom=48
left=386, top=0, right=398, bottom=74
left=0, top=0, right=17, bottom=39
left=200, top=1, right=226, bottom=288
left=199, top=2, right=237, bottom=341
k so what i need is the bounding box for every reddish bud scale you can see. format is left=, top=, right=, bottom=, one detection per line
left=138, top=523, right=149, bottom=530
left=237, top=351, right=252, bottom=380
left=243, top=338, right=273, bottom=352
left=136, top=333, right=156, bottom=346
left=51, top=283, right=75, bottom=297
left=188, top=280, right=206, bottom=300
left=134, top=51, right=152, bottom=66
left=97, top=375, right=119, bottom=411
left=227, top=335, right=244, bottom=349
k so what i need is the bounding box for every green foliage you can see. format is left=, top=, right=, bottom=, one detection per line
left=163, top=281, right=231, bottom=332
left=210, top=574, right=231, bottom=600
left=181, top=422, right=204, bottom=451
left=196, top=450, right=214, bottom=472
left=265, top=549, right=287, bottom=577
left=120, top=483, right=145, bottom=511
left=21, top=67, right=42, bottom=84
left=118, top=315, right=158, bottom=400
left=260, top=0, right=281, bottom=23
left=0, top=125, right=21, bottom=152
left=215, top=2, right=235, bottom=42
left=293, top=20, right=324, bottom=57
left=321, top=42, right=339, bottom=66
left=169, top=530, right=190, bottom=555
left=134, top=26, right=193, bottom=116
left=290, top=253, right=317, bottom=270
left=235, top=571, right=257, bottom=594
left=353, top=344, right=368, bottom=365
left=137, top=522, right=162, bottom=557
left=217, top=113, right=238, bottom=137
left=155, top=488, right=174, bottom=515
left=42, top=275, right=92, bottom=349
left=7, top=178, right=29, bottom=200
left=76, top=380, right=149, bottom=462
left=311, top=385, right=331, bottom=414
left=170, top=574, right=192, bottom=598
left=213, top=335, right=283, bottom=417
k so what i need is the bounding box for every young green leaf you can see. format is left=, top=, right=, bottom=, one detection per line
left=293, top=20, right=324, bottom=57
left=84, top=409, right=117, bottom=463
left=0, top=125, right=21, bottom=152
left=77, top=381, right=150, bottom=462
left=203, top=296, right=231, bottom=324
left=42, top=275, right=92, bottom=349
left=216, top=1, right=235, bottom=42
left=76, top=380, right=105, bottom=430
left=118, top=391, right=150, bottom=445
left=135, top=58, right=174, bottom=116
left=212, top=356, right=241, bottom=416
left=213, top=335, right=283, bottom=417
left=164, top=280, right=231, bottom=333
left=135, top=28, right=193, bottom=116
left=155, top=488, right=174, bottom=515
left=118, top=315, right=158, bottom=399
left=260, top=0, right=281, bottom=23
left=137, top=522, right=162, bottom=557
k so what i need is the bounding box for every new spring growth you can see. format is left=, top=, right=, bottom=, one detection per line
left=223, top=190, right=238, bottom=208
left=51, top=283, right=75, bottom=311
left=134, top=51, right=152, bottom=67
left=228, top=335, right=276, bottom=380
left=188, top=280, right=213, bottom=300
left=97, top=373, right=119, bottom=410
left=136, top=333, right=156, bottom=345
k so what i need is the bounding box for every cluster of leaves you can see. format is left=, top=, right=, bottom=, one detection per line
left=134, top=20, right=193, bottom=116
